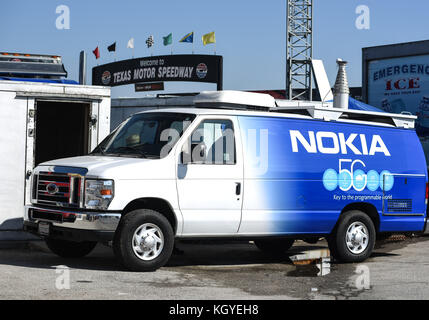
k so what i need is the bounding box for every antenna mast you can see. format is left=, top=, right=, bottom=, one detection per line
left=286, top=0, right=313, bottom=101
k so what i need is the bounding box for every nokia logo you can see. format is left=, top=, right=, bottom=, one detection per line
left=290, top=130, right=391, bottom=156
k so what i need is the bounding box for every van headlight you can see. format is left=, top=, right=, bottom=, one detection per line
left=84, top=179, right=114, bottom=210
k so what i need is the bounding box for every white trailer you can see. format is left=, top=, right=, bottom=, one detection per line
left=0, top=80, right=110, bottom=239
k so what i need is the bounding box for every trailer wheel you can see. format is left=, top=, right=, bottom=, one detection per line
left=45, top=238, right=97, bottom=258
left=254, top=239, right=294, bottom=254
left=328, top=210, right=375, bottom=263
left=113, top=209, right=174, bottom=272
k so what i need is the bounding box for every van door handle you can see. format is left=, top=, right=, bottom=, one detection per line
left=235, top=182, right=241, bottom=196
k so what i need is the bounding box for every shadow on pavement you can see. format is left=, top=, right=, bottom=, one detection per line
left=2, top=236, right=424, bottom=272
left=0, top=240, right=332, bottom=272
left=370, top=251, right=399, bottom=258
left=0, top=243, right=122, bottom=272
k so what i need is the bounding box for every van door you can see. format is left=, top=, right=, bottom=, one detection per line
left=382, top=173, right=427, bottom=220
left=176, top=116, right=243, bottom=235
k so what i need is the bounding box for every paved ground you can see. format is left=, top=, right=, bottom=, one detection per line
left=0, top=235, right=429, bottom=300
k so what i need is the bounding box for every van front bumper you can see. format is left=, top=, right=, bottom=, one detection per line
left=24, top=205, right=121, bottom=242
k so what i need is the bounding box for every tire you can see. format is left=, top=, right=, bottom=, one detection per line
left=254, top=239, right=294, bottom=254
left=45, top=238, right=97, bottom=258
left=328, top=210, right=376, bottom=263
left=113, top=209, right=174, bottom=272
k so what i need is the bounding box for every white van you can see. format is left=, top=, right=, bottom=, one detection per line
left=24, top=91, right=428, bottom=271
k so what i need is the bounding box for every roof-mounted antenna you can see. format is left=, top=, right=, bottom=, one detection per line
left=333, top=59, right=350, bottom=110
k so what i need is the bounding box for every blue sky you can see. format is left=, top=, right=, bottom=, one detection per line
left=1, top=0, right=428, bottom=98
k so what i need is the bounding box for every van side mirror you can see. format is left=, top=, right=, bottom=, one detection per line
left=197, top=143, right=206, bottom=160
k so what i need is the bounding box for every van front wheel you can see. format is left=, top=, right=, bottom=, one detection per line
left=328, top=210, right=376, bottom=263
left=113, top=209, right=174, bottom=272
left=254, top=239, right=294, bottom=254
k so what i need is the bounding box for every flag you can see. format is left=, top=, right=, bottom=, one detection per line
left=92, top=46, right=100, bottom=59
left=179, top=32, right=194, bottom=43
left=107, top=42, right=116, bottom=52
left=163, top=33, right=172, bottom=46
left=202, top=31, right=216, bottom=45
left=127, top=38, right=134, bottom=49
left=146, top=35, right=154, bottom=48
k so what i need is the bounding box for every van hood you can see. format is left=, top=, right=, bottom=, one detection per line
left=37, top=155, right=174, bottom=180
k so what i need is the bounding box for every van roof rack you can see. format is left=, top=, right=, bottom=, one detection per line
left=0, top=52, right=67, bottom=79
left=193, top=91, right=416, bottom=129
left=273, top=101, right=416, bottom=129
left=194, top=90, right=275, bottom=111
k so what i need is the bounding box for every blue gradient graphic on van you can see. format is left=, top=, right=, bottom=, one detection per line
left=238, top=116, right=428, bottom=234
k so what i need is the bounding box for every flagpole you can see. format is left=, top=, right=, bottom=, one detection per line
left=127, top=38, right=135, bottom=59
left=214, top=32, right=217, bottom=55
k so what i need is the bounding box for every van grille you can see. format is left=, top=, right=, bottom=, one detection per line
left=34, top=172, right=81, bottom=207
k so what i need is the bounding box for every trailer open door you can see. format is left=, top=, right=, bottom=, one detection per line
left=24, top=99, right=98, bottom=208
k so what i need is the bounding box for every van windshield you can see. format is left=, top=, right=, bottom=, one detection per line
left=91, top=112, right=196, bottom=159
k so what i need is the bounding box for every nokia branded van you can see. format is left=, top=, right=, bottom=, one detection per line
left=24, top=91, right=428, bottom=271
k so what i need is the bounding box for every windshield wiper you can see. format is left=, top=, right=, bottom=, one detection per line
left=112, top=146, right=142, bottom=154
left=110, top=146, right=160, bottom=159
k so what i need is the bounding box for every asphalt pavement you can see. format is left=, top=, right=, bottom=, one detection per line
left=0, top=235, right=429, bottom=300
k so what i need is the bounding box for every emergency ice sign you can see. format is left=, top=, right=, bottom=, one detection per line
left=367, top=54, right=429, bottom=131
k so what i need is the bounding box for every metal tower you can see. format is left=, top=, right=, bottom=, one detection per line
left=286, top=0, right=313, bottom=101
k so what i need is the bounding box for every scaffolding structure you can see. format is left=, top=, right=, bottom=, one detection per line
left=286, top=0, right=313, bottom=101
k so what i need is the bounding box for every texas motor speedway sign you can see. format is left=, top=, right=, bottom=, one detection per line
left=92, top=54, right=223, bottom=89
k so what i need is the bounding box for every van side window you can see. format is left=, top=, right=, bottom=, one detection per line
left=190, top=119, right=236, bottom=165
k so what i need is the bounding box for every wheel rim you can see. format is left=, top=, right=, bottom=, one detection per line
left=345, top=221, right=369, bottom=255
left=132, top=223, right=164, bottom=261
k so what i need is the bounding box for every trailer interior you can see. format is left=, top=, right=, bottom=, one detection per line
left=35, top=100, right=90, bottom=166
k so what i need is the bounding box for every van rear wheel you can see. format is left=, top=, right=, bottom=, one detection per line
left=45, top=238, right=97, bottom=258
left=254, top=239, right=294, bottom=254
left=113, top=209, right=174, bottom=272
left=328, top=210, right=376, bottom=263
